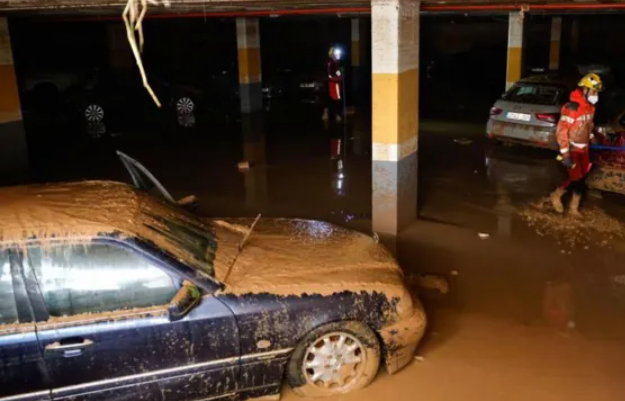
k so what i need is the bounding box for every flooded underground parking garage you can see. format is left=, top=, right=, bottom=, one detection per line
left=3, top=1, right=625, bottom=400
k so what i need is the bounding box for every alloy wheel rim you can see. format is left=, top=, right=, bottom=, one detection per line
left=176, top=97, right=195, bottom=114
left=84, top=104, right=104, bottom=122
left=302, top=332, right=366, bottom=391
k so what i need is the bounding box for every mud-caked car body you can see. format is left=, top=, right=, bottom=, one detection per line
left=0, top=154, right=426, bottom=401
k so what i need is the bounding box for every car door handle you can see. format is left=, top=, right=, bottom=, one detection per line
left=45, top=339, right=94, bottom=358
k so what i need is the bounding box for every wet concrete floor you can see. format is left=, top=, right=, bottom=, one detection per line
left=22, top=104, right=625, bottom=400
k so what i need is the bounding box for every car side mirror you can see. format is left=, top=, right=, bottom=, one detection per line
left=168, top=281, right=201, bottom=322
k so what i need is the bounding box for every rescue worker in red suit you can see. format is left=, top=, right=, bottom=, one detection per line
left=322, top=46, right=344, bottom=123
left=550, top=73, right=603, bottom=216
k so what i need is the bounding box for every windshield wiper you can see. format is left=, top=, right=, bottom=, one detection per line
left=239, top=213, right=261, bottom=251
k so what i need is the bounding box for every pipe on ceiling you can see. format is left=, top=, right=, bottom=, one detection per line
left=61, top=3, right=625, bottom=21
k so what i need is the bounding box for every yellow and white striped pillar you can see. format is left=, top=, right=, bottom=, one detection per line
left=372, top=0, right=419, bottom=238
left=0, top=17, right=28, bottom=185
left=236, top=17, right=262, bottom=114
left=549, top=17, right=562, bottom=71
left=506, top=11, right=524, bottom=90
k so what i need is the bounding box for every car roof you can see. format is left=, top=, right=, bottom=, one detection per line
left=0, top=181, right=214, bottom=272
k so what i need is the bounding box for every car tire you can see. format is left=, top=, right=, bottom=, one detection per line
left=287, top=321, right=380, bottom=398
left=83, top=104, right=105, bottom=123
left=175, top=96, right=195, bottom=115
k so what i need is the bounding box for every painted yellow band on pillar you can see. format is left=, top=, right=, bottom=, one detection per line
left=372, top=68, right=419, bottom=159
left=236, top=18, right=261, bottom=85
left=237, top=48, right=261, bottom=84
left=372, top=0, right=419, bottom=161
left=549, top=17, right=562, bottom=71
left=0, top=18, right=21, bottom=124
left=506, top=11, right=524, bottom=90
left=351, top=18, right=360, bottom=67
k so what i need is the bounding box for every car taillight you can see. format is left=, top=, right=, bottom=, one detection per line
left=535, top=113, right=559, bottom=123
left=490, top=106, right=503, bottom=116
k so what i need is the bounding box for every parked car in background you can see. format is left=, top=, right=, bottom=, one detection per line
left=486, top=75, right=573, bottom=149
left=0, top=151, right=426, bottom=401
left=20, top=69, right=89, bottom=113
left=62, top=68, right=203, bottom=136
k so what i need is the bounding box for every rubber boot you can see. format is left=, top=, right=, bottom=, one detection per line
left=569, top=193, right=582, bottom=218
left=550, top=187, right=566, bottom=214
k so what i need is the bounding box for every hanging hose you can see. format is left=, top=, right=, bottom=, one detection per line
left=123, top=0, right=170, bottom=107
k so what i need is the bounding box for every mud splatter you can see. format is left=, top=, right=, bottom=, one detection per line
left=0, top=181, right=215, bottom=275
left=519, top=197, right=625, bottom=250
left=212, top=218, right=409, bottom=299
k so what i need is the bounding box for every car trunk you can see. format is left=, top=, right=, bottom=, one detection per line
left=491, top=83, right=566, bottom=127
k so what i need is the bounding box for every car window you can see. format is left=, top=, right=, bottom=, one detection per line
left=25, top=243, right=178, bottom=317
left=0, top=251, right=18, bottom=325
left=504, top=84, right=564, bottom=105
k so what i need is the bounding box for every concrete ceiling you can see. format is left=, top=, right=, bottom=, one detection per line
left=3, top=0, right=625, bottom=16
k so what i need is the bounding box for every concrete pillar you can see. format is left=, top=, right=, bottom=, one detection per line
left=107, top=23, right=133, bottom=69
left=549, top=17, right=562, bottom=72
left=506, top=11, right=524, bottom=90
left=236, top=17, right=262, bottom=114
left=242, top=113, right=267, bottom=210
left=570, top=18, right=580, bottom=56
left=236, top=17, right=266, bottom=210
left=371, top=0, right=419, bottom=240
left=0, top=17, right=28, bottom=186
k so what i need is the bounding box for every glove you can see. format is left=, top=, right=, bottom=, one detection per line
left=560, top=154, right=575, bottom=169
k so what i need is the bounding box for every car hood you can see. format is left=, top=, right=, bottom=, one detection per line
left=209, top=218, right=408, bottom=298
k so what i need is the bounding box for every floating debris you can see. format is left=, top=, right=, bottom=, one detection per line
left=414, top=355, right=425, bottom=362
left=478, top=233, right=490, bottom=240
left=237, top=161, right=250, bottom=171
left=450, top=270, right=459, bottom=276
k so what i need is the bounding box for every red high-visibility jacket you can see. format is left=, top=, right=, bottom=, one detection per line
left=556, top=88, right=596, bottom=154
left=326, top=59, right=342, bottom=101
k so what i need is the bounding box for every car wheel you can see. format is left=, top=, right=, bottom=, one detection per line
left=176, top=96, right=195, bottom=114
left=287, top=321, right=380, bottom=398
left=84, top=104, right=104, bottom=123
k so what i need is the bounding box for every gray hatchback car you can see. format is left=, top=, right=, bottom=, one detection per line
left=486, top=76, right=574, bottom=149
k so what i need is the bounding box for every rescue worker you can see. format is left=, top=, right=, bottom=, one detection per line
left=550, top=73, right=602, bottom=216
left=322, top=46, right=344, bottom=123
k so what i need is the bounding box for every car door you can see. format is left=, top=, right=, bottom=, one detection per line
left=0, top=249, right=52, bottom=401
left=24, top=239, right=239, bottom=401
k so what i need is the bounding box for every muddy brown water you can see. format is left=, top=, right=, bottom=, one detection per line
left=16, top=108, right=625, bottom=400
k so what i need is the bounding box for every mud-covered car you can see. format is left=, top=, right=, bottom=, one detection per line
left=0, top=152, right=426, bottom=401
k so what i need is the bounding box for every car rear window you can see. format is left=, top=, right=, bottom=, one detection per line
left=504, top=84, right=565, bottom=106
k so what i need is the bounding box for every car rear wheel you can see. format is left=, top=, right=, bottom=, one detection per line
left=176, top=96, right=195, bottom=114
left=287, top=321, right=380, bottom=398
left=84, top=104, right=104, bottom=123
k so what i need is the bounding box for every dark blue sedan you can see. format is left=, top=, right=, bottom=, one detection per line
left=0, top=153, right=426, bottom=401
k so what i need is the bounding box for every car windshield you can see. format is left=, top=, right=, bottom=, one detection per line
left=504, top=84, right=564, bottom=106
